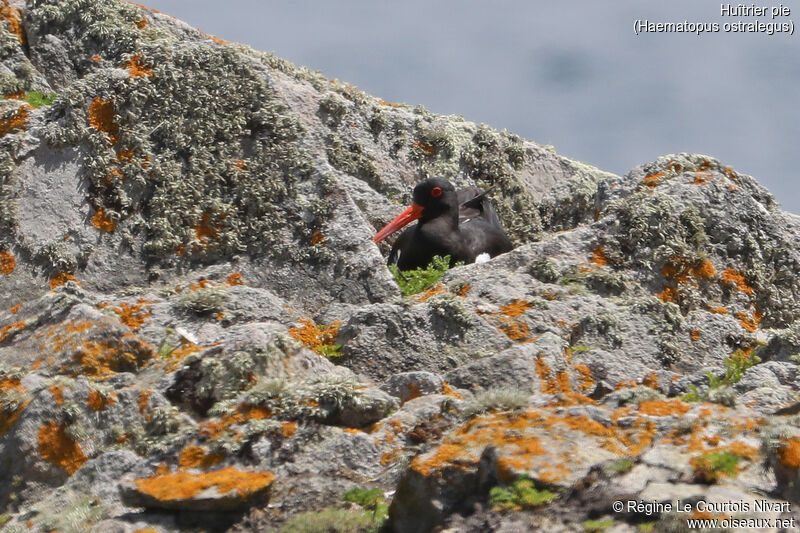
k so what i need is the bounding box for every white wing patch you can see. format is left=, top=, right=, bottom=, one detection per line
left=475, top=253, right=491, bottom=264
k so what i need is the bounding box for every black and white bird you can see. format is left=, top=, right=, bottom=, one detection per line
left=372, top=177, right=513, bottom=270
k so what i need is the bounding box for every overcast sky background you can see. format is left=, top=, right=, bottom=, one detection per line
left=142, top=1, right=800, bottom=213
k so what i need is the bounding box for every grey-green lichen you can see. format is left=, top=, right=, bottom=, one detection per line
left=460, top=126, right=542, bottom=245
left=326, top=133, right=382, bottom=190
left=31, top=1, right=319, bottom=267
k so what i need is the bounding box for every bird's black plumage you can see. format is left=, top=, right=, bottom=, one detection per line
left=373, top=177, right=513, bottom=270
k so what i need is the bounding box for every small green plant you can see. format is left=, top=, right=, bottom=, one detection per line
left=681, top=384, right=704, bottom=403
left=489, top=477, right=556, bottom=511
left=722, top=349, right=760, bottom=385
left=389, top=255, right=461, bottom=296
left=569, top=344, right=592, bottom=353
left=582, top=519, right=615, bottom=532
left=638, top=523, right=656, bottom=532
left=317, top=344, right=344, bottom=359
left=692, top=450, right=741, bottom=483
left=603, top=459, right=634, bottom=474
left=0, top=514, right=9, bottom=526
left=156, top=334, right=175, bottom=358
left=23, top=91, right=57, bottom=108
left=684, top=349, right=761, bottom=402
left=342, top=487, right=388, bottom=524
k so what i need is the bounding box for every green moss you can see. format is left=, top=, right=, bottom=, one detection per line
left=21, top=92, right=57, bottom=108
left=342, top=487, right=388, bottom=525
left=389, top=255, right=457, bottom=296
left=603, top=459, right=633, bottom=474
left=582, top=519, right=615, bottom=532
left=489, top=477, right=556, bottom=511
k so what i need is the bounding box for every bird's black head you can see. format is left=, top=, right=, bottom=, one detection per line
left=412, top=177, right=457, bottom=221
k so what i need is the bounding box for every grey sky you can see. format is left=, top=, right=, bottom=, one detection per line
left=142, top=1, right=800, bottom=213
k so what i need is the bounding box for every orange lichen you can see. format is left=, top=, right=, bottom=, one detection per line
left=49, top=272, right=79, bottom=289
left=0, top=1, right=25, bottom=44
left=111, top=300, right=151, bottom=330
left=37, top=421, right=87, bottom=475
left=66, top=338, right=153, bottom=379
left=690, top=329, right=701, bottom=341
left=124, top=53, right=153, bottom=78
left=721, top=268, right=754, bottom=295
left=657, top=286, right=678, bottom=303
left=138, top=389, right=152, bottom=415
left=590, top=246, right=608, bottom=267
left=442, top=382, right=463, bottom=399
left=638, top=399, right=690, bottom=417
left=281, top=421, right=297, bottom=438
left=179, top=446, right=224, bottom=471
left=288, top=318, right=341, bottom=352
left=136, top=17, right=147, bottom=29
left=49, top=385, right=64, bottom=406
left=0, top=104, right=29, bottom=136
left=693, top=260, right=716, bottom=279
left=501, top=300, right=532, bottom=317
left=417, top=284, right=445, bottom=302
left=573, top=364, right=594, bottom=392
left=0, top=249, right=15, bottom=274
left=493, top=300, right=535, bottom=342
left=693, top=172, right=710, bottom=185
left=777, top=437, right=800, bottom=469
left=91, top=208, right=116, bottom=232
left=0, top=319, right=24, bottom=342
left=0, top=377, right=28, bottom=435
left=412, top=141, right=435, bottom=156
left=88, top=97, right=119, bottom=144
left=378, top=100, right=403, bottom=108
left=456, top=284, right=471, bottom=297
left=226, top=272, right=245, bottom=286
left=737, top=309, right=762, bottom=333
left=87, top=389, right=115, bottom=412
left=642, top=371, right=659, bottom=389
left=643, top=171, right=664, bottom=188
left=193, top=213, right=220, bottom=242
left=8, top=303, right=21, bottom=314
left=404, top=383, right=422, bottom=403
left=163, top=342, right=208, bottom=372
left=134, top=467, right=275, bottom=501
left=707, top=306, right=728, bottom=315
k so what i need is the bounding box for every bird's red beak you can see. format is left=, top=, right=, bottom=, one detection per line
left=372, top=203, right=424, bottom=243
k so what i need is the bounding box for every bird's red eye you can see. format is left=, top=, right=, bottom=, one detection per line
left=431, top=187, right=443, bottom=198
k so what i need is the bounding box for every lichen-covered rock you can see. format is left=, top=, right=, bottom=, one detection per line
left=1, top=1, right=800, bottom=532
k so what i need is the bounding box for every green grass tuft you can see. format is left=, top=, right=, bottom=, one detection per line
left=489, top=477, right=556, bottom=511
left=23, top=91, right=57, bottom=108
left=389, top=255, right=460, bottom=296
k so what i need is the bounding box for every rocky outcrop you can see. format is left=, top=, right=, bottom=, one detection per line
left=2, top=1, right=800, bottom=532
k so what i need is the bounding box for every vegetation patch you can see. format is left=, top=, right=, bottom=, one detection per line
left=289, top=318, right=342, bottom=358
left=389, top=255, right=457, bottom=296
left=489, top=476, right=556, bottom=511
